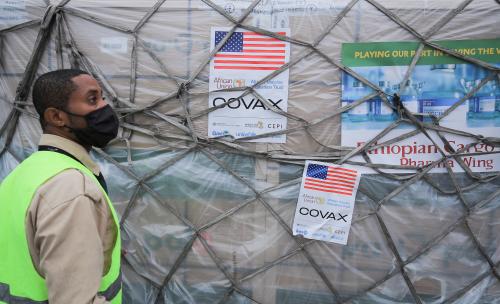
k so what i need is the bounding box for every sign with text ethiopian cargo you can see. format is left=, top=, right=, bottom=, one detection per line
left=208, top=27, right=290, bottom=143
left=293, top=161, right=361, bottom=245
left=341, top=39, right=500, bottom=173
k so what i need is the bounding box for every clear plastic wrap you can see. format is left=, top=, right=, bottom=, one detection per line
left=1, top=0, right=499, bottom=303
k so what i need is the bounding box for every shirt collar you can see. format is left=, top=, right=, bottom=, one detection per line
left=38, top=134, right=101, bottom=175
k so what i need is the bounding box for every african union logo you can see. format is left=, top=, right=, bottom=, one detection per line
left=302, top=193, right=325, bottom=205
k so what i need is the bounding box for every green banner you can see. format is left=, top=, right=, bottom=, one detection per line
left=341, top=39, right=500, bottom=67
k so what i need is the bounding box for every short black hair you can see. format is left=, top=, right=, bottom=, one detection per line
left=32, top=69, right=89, bottom=128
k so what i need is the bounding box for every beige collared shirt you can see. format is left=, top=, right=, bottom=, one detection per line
left=25, top=134, right=117, bottom=304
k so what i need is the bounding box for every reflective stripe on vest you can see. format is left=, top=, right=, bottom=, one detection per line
left=0, top=151, right=122, bottom=304
left=0, top=282, right=48, bottom=304
left=0, top=271, right=120, bottom=304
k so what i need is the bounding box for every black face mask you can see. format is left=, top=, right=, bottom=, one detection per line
left=64, top=104, right=119, bottom=148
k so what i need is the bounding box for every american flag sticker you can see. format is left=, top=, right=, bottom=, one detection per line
left=211, top=30, right=289, bottom=71
left=304, top=163, right=358, bottom=196
left=207, top=27, right=290, bottom=144
left=293, top=161, right=361, bottom=245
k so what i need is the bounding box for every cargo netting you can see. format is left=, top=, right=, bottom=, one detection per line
left=0, top=0, right=499, bottom=303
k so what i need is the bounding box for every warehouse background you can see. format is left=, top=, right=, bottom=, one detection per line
left=0, top=0, right=499, bottom=303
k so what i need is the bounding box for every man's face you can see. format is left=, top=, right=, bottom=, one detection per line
left=65, top=74, right=107, bottom=129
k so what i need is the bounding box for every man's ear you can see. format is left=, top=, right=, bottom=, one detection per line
left=43, top=107, right=67, bottom=128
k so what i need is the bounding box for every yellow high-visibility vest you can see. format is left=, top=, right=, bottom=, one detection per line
left=0, top=151, right=122, bottom=304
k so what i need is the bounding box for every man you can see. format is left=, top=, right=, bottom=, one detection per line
left=0, top=69, right=122, bottom=304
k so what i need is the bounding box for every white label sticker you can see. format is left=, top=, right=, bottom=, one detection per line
left=208, top=27, right=290, bottom=143
left=292, top=161, right=362, bottom=245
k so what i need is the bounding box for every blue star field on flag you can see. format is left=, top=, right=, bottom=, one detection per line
left=215, top=31, right=243, bottom=52
left=306, top=164, right=328, bottom=180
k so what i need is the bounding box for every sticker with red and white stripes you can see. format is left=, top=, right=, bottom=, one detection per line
left=304, top=163, right=358, bottom=196
left=293, top=161, right=362, bottom=245
left=212, top=30, right=289, bottom=71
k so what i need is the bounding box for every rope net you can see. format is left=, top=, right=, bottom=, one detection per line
left=0, top=0, right=499, bottom=303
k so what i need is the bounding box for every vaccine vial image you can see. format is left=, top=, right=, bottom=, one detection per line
left=419, top=64, right=464, bottom=124
left=467, top=68, right=497, bottom=127
left=399, top=79, right=419, bottom=114
left=372, top=77, right=396, bottom=121
left=342, top=73, right=371, bottom=122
